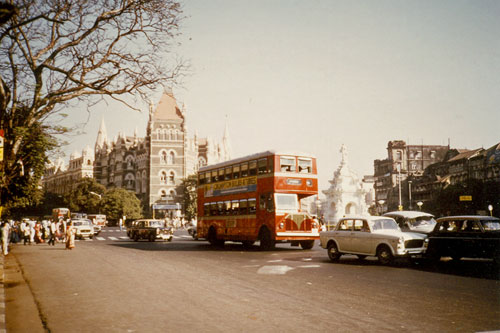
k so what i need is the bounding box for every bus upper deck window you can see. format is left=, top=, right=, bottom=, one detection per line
left=218, top=169, right=224, bottom=181
left=268, top=157, right=274, bottom=173
left=298, top=158, right=312, bottom=173
left=204, top=171, right=211, bottom=184
left=241, top=162, right=249, bottom=177
left=211, top=170, right=218, bottom=183
left=249, top=160, right=257, bottom=176
left=199, top=173, right=205, bottom=185
left=258, top=158, right=267, bottom=174
left=280, top=157, right=296, bottom=172
left=233, top=165, right=240, bottom=179
left=225, top=166, right=232, bottom=180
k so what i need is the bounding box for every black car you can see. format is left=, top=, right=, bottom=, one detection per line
left=426, top=215, right=500, bottom=264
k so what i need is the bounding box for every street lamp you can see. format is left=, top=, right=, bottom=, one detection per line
left=377, top=199, right=385, bottom=215
left=408, top=181, right=412, bottom=210
left=488, top=204, right=493, bottom=217
left=417, top=201, right=423, bottom=211
left=397, top=163, right=402, bottom=210
left=89, top=191, right=102, bottom=213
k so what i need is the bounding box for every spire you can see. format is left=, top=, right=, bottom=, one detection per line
left=95, top=117, right=108, bottom=152
left=222, top=117, right=232, bottom=161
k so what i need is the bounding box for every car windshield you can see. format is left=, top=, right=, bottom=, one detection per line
left=411, top=216, right=436, bottom=227
left=149, top=221, right=163, bottom=227
left=73, top=220, right=91, bottom=226
left=370, top=219, right=399, bottom=231
left=483, top=220, right=500, bottom=231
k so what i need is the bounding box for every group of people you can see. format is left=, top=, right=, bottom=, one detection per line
left=0, top=218, right=78, bottom=255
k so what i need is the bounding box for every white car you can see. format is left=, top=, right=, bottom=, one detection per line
left=72, top=219, right=94, bottom=239
left=320, top=215, right=427, bottom=265
left=383, top=211, right=436, bottom=234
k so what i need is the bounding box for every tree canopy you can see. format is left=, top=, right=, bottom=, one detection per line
left=101, top=187, right=142, bottom=222
left=0, top=0, right=184, bottom=214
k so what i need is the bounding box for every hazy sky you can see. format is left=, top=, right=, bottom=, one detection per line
left=62, top=0, right=500, bottom=190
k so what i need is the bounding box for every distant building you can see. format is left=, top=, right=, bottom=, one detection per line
left=43, top=92, right=232, bottom=215
left=373, top=140, right=449, bottom=212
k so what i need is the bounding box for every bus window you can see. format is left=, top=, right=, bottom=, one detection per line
left=218, top=169, right=225, bottom=182
left=239, top=199, right=248, bottom=215
left=204, top=203, right=211, bottom=216
left=231, top=200, right=239, bottom=214
left=204, top=172, right=210, bottom=184
left=258, top=158, right=267, bottom=174
left=225, top=166, right=232, bottom=180
left=298, top=158, right=312, bottom=173
left=280, top=157, right=296, bottom=172
left=248, top=198, right=257, bottom=214
left=217, top=202, right=224, bottom=215
left=199, top=173, right=205, bottom=185
left=259, top=194, right=266, bottom=210
left=249, top=160, right=257, bottom=176
left=224, top=201, right=232, bottom=215
left=211, top=170, right=218, bottom=183
left=210, top=202, right=218, bottom=216
left=275, top=193, right=298, bottom=212
left=233, top=165, right=240, bottom=179
left=241, top=162, right=248, bottom=177
left=268, top=156, right=274, bottom=173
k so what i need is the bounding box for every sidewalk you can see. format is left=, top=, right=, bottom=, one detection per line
left=1, top=246, right=46, bottom=332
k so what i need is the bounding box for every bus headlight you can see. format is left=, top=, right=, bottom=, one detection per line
left=279, top=222, right=285, bottom=229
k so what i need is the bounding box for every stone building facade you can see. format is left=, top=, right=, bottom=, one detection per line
left=43, top=92, right=232, bottom=215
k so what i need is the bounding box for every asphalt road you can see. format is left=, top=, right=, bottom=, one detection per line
left=4, top=227, right=500, bottom=332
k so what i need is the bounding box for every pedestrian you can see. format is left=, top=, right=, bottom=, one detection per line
left=21, top=220, right=31, bottom=245
left=2, top=222, right=10, bottom=255
left=119, top=218, right=123, bottom=231
left=29, top=220, right=35, bottom=244
left=65, top=221, right=76, bottom=250
left=48, top=220, right=57, bottom=246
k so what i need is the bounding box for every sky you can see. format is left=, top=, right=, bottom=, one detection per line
left=61, top=0, right=500, bottom=191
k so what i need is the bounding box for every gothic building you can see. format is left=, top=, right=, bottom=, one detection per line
left=43, top=92, right=232, bottom=215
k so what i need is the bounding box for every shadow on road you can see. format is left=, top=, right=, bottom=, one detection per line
left=317, top=256, right=500, bottom=280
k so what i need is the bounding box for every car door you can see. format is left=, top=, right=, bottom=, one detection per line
left=350, top=219, right=373, bottom=254
left=334, top=219, right=354, bottom=252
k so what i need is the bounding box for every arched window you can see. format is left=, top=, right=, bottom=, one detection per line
left=160, top=150, right=167, bottom=164
left=167, top=151, right=175, bottom=165
left=160, top=171, right=167, bottom=184
left=168, top=171, right=175, bottom=185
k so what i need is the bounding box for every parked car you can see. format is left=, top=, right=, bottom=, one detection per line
left=426, top=215, right=500, bottom=264
left=93, top=223, right=102, bottom=236
left=71, top=219, right=94, bottom=239
left=320, top=215, right=427, bottom=265
left=129, top=219, right=173, bottom=242
left=383, top=211, right=437, bottom=234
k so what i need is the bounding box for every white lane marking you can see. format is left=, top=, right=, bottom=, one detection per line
left=302, top=258, right=313, bottom=261
left=267, top=259, right=283, bottom=263
left=108, top=237, right=118, bottom=241
left=298, top=265, right=321, bottom=268
left=257, top=265, right=294, bottom=275
left=95, top=237, right=105, bottom=241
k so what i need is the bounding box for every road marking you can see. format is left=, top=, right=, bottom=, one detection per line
left=297, top=265, right=321, bottom=268
left=267, top=259, right=283, bottom=263
left=257, top=265, right=294, bottom=275
left=108, top=237, right=118, bottom=241
left=95, top=237, right=105, bottom=241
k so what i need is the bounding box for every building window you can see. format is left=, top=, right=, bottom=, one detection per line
left=160, top=151, right=167, bottom=164
left=167, top=151, right=175, bottom=165
left=160, top=171, right=167, bottom=184
left=168, top=171, right=175, bottom=184
left=396, top=151, right=402, bottom=161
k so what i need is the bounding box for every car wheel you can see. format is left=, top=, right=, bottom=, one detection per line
left=259, top=228, right=275, bottom=251
left=377, top=245, right=393, bottom=265
left=300, top=240, right=314, bottom=250
left=89, top=235, right=93, bottom=239
left=327, top=242, right=341, bottom=262
left=149, top=234, right=155, bottom=242
left=357, top=255, right=367, bottom=260
left=133, top=233, right=139, bottom=242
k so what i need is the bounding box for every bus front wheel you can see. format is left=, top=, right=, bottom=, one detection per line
left=208, top=227, right=224, bottom=247
left=300, top=240, right=314, bottom=250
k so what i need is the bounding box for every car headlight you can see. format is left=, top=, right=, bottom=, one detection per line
left=398, top=237, right=405, bottom=249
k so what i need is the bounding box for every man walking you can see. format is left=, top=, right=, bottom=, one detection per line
left=2, top=222, right=10, bottom=255
left=48, top=220, right=57, bottom=246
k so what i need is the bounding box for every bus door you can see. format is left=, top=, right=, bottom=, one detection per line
left=258, top=193, right=275, bottom=233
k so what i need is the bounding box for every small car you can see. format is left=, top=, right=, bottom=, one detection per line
left=426, top=215, right=500, bottom=264
left=129, top=219, right=173, bottom=242
left=71, top=219, right=94, bottom=239
left=383, top=211, right=437, bottom=234
left=93, top=224, right=102, bottom=236
left=320, top=215, right=427, bottom=265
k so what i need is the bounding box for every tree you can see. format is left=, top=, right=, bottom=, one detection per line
left=101, top=188, right=142, bottom=222
left=0, top=0, right=185, bottom=212
left=180, top=174, right=197, bottom=221
left=66, top=177, right=106, bottom=213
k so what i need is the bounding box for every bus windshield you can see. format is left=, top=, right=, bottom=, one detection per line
left=275, top=193, right=298, bottom=212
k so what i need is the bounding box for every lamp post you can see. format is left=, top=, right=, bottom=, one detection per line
left=397, top=163, right=402, bottom=211
left=377, top=199, right=385, bottom=215
left=417, top=201, right=423, bottom=211
left=89, top=191, right=102, bottom=213
left=488, top=204, right=493, bottom=217
left=408, top=181, right=412, bottom=210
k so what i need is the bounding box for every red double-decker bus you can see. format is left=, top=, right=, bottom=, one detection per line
left=197, top=150, right=319, bottom=250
